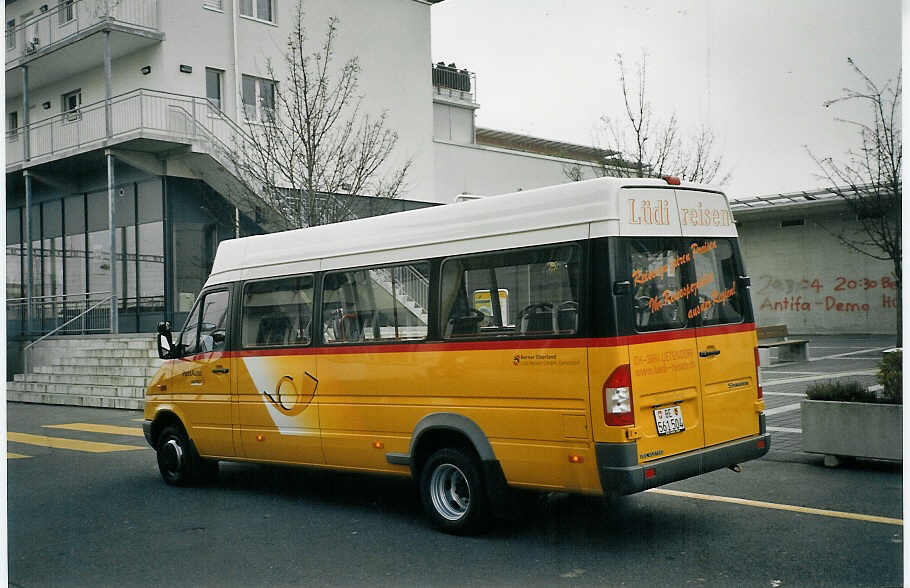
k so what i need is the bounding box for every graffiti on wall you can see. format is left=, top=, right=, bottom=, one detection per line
left=755, top=274, right=898, bottom=314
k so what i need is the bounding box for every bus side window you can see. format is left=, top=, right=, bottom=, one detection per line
left=241, top=275, right=314, bottom=348
left=441, top=244, right=581, bottom=339
left=323, top=263, right=429, bottom=343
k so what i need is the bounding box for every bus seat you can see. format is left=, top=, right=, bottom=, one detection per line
left=257, top=311, right=292, bottom=346
left=518, top=303, right=556, bottom=335
left=445, top=313, right=481, bottom=337
left=557, top=301, right=578, bottom=333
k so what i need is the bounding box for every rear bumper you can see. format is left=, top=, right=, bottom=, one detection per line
left=596, top=415, right=771, bottom=495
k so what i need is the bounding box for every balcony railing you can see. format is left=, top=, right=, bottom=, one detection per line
left=432, top=62, right=477, bottom=103
left=8, top=86, right=287, bottom=228
left=7, top=88, right=246, bottom=168
left=6, top=0, right=158, bottom=66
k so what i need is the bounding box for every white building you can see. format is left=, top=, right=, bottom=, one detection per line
left=7, top=0, right=891, bottom=379
left=5, top=0, right=621, bottom=382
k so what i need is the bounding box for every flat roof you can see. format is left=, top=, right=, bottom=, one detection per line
left=474, top=127, right=621, bottom=165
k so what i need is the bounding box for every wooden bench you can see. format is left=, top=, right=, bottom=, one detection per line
left=756, top=324, right=810, bottom=363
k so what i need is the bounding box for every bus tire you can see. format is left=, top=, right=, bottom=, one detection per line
left=156, top=424, right=208, bottom=486
left=196, top=457, right=220, bottom=484
left=419, top=448, right=490, bottom=535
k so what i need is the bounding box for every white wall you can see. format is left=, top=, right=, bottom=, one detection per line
left=8, top=0, right=436, bottom=200
left=433, top=139, right=603, bottom=202
left=737, top=206, right=898, bottom=335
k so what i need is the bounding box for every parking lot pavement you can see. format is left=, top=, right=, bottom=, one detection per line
left=7, top=400, right=902, bottom=587
left=761, top=334, right=893, bottom=460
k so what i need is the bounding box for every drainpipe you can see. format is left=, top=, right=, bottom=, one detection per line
left=232, top=0, right=241, bottom=121
left=22, top=65, right=29, bottom=162
left=104, top=22, right=117, bottom=332
left=107, top=149, right=118, bottom=333
left=24, top=170, right=33, bottom=335
left=234, top=207, right=240, bottom=238
left=104, top=29, right=112, bottom=138
left=23, top=66, right=32, bottom=335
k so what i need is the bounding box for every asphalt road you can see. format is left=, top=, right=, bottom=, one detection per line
left=7, top=399, right=903, bottom=588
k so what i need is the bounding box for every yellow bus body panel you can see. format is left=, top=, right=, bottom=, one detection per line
left=145, top=328, right=761, bottom=493
left=697, top=329, right=763, bottom=446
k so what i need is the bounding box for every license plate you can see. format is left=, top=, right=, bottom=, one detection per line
left=654, top=405, right=685, bottom=436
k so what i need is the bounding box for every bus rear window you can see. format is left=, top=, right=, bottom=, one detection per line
left=629, top=238, right=689, bottom=332
left=689, top=238, right=746, bottom=325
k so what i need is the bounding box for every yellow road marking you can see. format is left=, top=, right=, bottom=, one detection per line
left=8, top=453, right=31, bottom=459
left=44, top=423, right=144, bottom=437
left=648, top=488, right=902, bottom=526
left=8, top=432, right=144, bottom=453
left=130, top=418, right=145, bottom=422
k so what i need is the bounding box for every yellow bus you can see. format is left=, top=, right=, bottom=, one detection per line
left=144, top=176, right=769, bottom=534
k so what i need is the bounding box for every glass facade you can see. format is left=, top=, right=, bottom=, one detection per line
left=6, top=178, right=166, bottom=334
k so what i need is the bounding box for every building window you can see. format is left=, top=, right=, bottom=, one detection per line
left=7, top=208, right=23, bottom=301
left=203, top=0, right=223, bottom=10
left=62, top=89, right=81, bottom=122
left=205, top=68, right=223, bottom=111
left=241, top=75, right=275, bottom=123
left=7, top=111, right=18, bottom=141
left=240, top=0, right=273, bottom=22
left=6, top=19, right=15, bottom=51
left=58, top=0, right=75, bottom=25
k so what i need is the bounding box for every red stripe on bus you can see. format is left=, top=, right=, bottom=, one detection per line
left=196, top=322, right=755, bottom=360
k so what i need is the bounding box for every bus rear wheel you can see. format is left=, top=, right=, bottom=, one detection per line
left=419, top=448, right=490, bottom=535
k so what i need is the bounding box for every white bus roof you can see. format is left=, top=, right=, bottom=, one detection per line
left=206, top=177, right=735, bottom=286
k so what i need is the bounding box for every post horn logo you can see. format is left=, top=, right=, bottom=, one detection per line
left=263, top=372, right=319, bottom=416
left=513, top=354, right=521, bottom=366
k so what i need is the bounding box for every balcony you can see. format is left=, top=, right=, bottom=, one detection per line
left=432, top=62, right=477, bottom=105
left=6, top=0, right=162, bottom=95
left=6, top=87, right=290, bottom=232
left=7, top=88, right=238, bottom=167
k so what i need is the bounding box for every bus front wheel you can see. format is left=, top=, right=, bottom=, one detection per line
left=419, top=447, right=490, bottom=535
left=156, top=425, right=218, bottom=486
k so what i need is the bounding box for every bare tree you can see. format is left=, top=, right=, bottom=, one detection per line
left=596, top=53, right=729, bottom=184
left=808, top=58, right=902, bottom=344
left=233, top=3, right=411, bottom=228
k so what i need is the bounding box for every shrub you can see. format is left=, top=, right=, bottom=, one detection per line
left=805, top=380, right=882, bottom=403
left=877, top=350, right=903, bottom=404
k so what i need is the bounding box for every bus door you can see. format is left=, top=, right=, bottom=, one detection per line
left=624, top=237, right=704, bottom=461
left=234, top=275, right=324, bottom=465
left=689, top=236, right=760, bottom=446
left=170, top=288, right=235, bottom=457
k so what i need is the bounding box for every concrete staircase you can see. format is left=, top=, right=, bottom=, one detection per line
left=6, top=334, right=161, bottom=410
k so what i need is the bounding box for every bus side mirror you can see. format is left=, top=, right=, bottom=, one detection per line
left=156, top=321, right=174, bottom=359
left=738, top=275, right=751, bottom=287
left=613, top=280, right=632, bottom=296
left=212, top=330, right=226, bottom=344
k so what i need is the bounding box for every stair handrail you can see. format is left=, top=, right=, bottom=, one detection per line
left=372, top=265, right=430, bottom=317
left=23, top=293, right=113, bottom=377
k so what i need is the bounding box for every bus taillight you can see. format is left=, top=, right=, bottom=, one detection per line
left=604, top=364, right=634, bottom=426
left=754, top=347, right=763, bottom=399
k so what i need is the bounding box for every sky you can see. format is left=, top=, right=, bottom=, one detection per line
left=430, top=0, right=902, bottom=199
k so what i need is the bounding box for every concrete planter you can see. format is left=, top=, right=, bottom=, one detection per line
left=801, top=400, right=902, bottom=466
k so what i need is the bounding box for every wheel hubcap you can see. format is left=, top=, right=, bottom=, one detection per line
left=163, top=438, right=184, bottom=472
left=430, top=463, right=470, bottom=521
